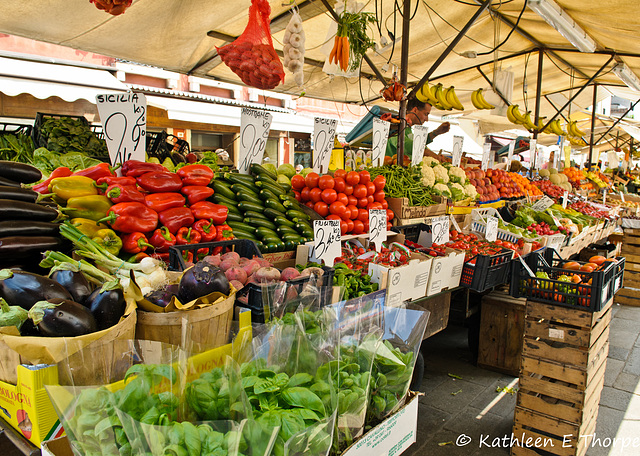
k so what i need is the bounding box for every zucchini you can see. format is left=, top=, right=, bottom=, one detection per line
left=214, top=200, right=241, bottom=216
left=258, top=188, right=279, bottom=202
left=255, top=179, right=286, bottom=195
left=286, top=209, right=310, bottom=221
left=236, top=190, right=263, bottom=206
left=223, top=172, right=258, bottom=190
left=265, top=198, right=287, bottom=213
left=250, top=163, right=277, bottom=180
left=254, top=226, right=279, bottom=238
left=273, top=215, right=295, bottom=227
left=212, top=194, right=239, bottom=207
left=276, top=226, right=298, bottom=236
left=231, top=183, right=259, bottom=197
left=295, top=222, right=314, bottom=237
left=212, top=180, right=237, bottom=200
left=279, top=194, right=301, bottom=205
left=227, top=221, right=256, bottom=233
left=228, top=228, right=256, bottom=240
left=284, top=240, right=299, bottom=251
left=237, top=201, right=266, bottom=213
left=282, top=199, right=303, bottom=211
left=225, top=212, right=244, bottom=223
left=254, top=240, right=264, bottom=252
left=281, top=232, right=304, bottom=243
left=243, top=210, right=269, bottom=221
left=264, top=207, right=287, bottom=220
left=245, top=217, right=277, bottom=230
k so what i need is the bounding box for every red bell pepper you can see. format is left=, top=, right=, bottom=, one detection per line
left=193, top=219, right=217, bottom=242
left=190, top=201, right=228, bottom=224
left=33, top=167, right=73, bottom=193
left=158, top=207, right=194, bottom=234
left=106, top=184, right=145, bottom=204
left=121, top=232, right=154, bottom=254
left=177, top=164, right=214, bottom=186
left=122, top=160, right=167, bottom=177
left=127, top=252, right=150, bottom=262
left=176, top=227, right=202, bottom=245
left=72, top=162, right=116, bottom=181
left=137, top=171, right=183, bottom=193
left=180, top=185, right=214, bottom=205
left=216, top=223, right=234, bottom=241
left=144, top=192, right=186, bottom=213
left=181, top=250, right=194, bottom=266
left=149, top=226, right=177, bottom=252
left=151, top=252, right=171, bottom=264
left=100, top=202, right=158, bottom=233
left=95, top=175, right=137, bottom=189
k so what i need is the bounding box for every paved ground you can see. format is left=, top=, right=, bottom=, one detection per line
left=405, top=302, right=640, bottom=456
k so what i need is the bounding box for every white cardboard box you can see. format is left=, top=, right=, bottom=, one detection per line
left=368, top=254, right=433, bottom=306
left=341, top=392, right=419, bottom=456
left=426, top=249, right=466, bottom=296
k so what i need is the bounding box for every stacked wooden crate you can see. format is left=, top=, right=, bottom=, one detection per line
left=511, top=299, right=611, bottom=456
left=615, top=228, right=640, bottom=306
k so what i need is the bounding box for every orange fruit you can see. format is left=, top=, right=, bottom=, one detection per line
left=571, top=274, right=582, bottom=283
left=589, top=255, right=607, bottom=266
left=563, top=261, right=581, bottom=271
left=580, top=264, right=594, bottom=273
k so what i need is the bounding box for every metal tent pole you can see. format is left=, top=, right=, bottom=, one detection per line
left=588, top=84, right=598, bottom=169
left=397, top=0, right=412, bottom=166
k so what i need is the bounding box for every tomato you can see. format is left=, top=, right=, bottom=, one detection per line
left=327, top=214, right=341, bottom=224
left=589, top=255, right=607, bottom=266
left=309, top=187, right=322, bottom=203
left=346, top=218, right=355, bottom=233
left=347, top=204, right=359, bottom=219
left=347, top=195, right=358, bottom=206
left=313, top=201, right=329, bottom=217
left=305, top=172, right=320, bottom=188
left=386, top=209, right=395, bottom=221
left=357, top=208, right=369, bottom=222
left=563, top=261, right=581, bottom=271
left=373, top=190, right=385, bottom=203
left=363, top=220, right=370, bottom=233
left=336, top=192, right=349, bottom=206
left=305, top=201, right=315, bottom=209
left=366, top=181, right=376, bottom=196
left=373, top=175, right=386, bottom=191
left=329, top=201, right=348, bottom=217
left=352, top=219, right=365, bottom=234
left=334, top=169, right=347, bottom=180
left=387, top=221, right=393, bottom=230
left=300, top=186, right=311, bottom=202
left=353, top=184, right=367, bottom=199
left=321, top=188, right=338, bottom=204
left=367, top=195, right=374, bottom=204
left=346, top=171, right=361, bottom=186
left=359, top=170, right=371, bottom=184
left=293, top=190, right=301, bottom=201
left=357, top=197, right=369, bottom=208
left=382, top=200, right=388, bottom=209
left=334, top=177, right=346, bottom=193
left=318, top=175, right=335, bottom=190
left=340, top=219, right=349, bottom=235
left=291, top=174, right=306, bottom=191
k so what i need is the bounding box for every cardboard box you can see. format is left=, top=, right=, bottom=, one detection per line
left=387, top=195, right=447, bottom=219
left=41, top=435, right=72, bottom=456
left=368, top=253, right=433, bottom=306
left=341, top=392, right=419, bottom=456
left=426, top=249, right=465, bottom=297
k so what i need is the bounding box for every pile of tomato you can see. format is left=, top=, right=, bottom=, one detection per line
left=292, top=170, right=393, bottom=235
left=436, top=230, right=521, bottom=261
left=334, top=244, right=411, bottom=270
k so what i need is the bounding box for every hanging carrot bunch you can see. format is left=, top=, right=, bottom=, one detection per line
left=327, top=11, right=376, bottom=73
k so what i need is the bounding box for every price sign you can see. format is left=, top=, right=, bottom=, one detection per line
left=603, top=188, right=607, bottom=204
left=529, top=139, right=537, bottom=168
left=608, top=151, right=619, bottom=168
left=412, top=125, right=429, bottom=167
left=486, top=216, right=499, bottom=242
left=518, top=254, right=536, bottom=278
left=562, top=191, right=569, bottom=209
left=313, top=220, right=341, bottom=267
left=312, top=117, right=337, bottom=174
left=531, top=196, right=554, bottom=212
left=452, top=135, right=464, bottom=167
left=431, top=216, right=449, bottom=245
left=507, top=140, right=516, bottom=165
left=481, top=142, right=491, bottom=171
left=620, top=191, right=626, bottom=203
left=368, top=209, right=387, bottom=251
left=547, top=235, right=563, bottom=251
left=371, top=117, right=391, bottom=167
left=238, top=108, right=272, bottom=174
left=96, top=92, right=147, bottom=166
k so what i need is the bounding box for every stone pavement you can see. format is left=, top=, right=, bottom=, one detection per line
left=405, top=303, right=640, bottom=456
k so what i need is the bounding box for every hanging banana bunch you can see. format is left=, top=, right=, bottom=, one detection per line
left=415, top=81, right=464, bottom=111
left=470, top=88, right=495, bottom=110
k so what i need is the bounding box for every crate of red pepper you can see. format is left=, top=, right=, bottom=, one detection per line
left=509, top=248, right=625, bottom=312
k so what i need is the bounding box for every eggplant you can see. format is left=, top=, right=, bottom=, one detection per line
left=0, top=186, right=39, bottom=203
left=0, top=221, right=60, bottom=238
left=0, top=269, right=72, bottom=310
left=144, top=283, right=179, bottom=308
left=28, top=298, right=97, bottom=337
left=0, top=161, right=42, bottom=184
left=178, top=261, right=230, bottom=304
left=19, top=318, right=41, bottom=336
left=51, top=270, right=93, bottom=305
left=0, top=176, right=20, bottom=188
left=85, top=285, right=126, bottom=330
left=0, top=199, right=59, bottom=222
left=0, top=236, right=64, bottom=260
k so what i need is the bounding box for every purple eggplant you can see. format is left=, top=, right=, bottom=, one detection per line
left=145, top=284, right=179, bottom=308
left=85, top=284, right=126, bottom=330
left=0, top=269, right=72, bottom=310
left=28, top=299, right=97, bottom=337
left=51, top=270, right=94, bottom=305
left=178, top=261, right=230, bottom=304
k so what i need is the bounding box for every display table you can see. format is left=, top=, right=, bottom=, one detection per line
left=411, top=287, right=458, bottom=339
left=0, top=416, right=39, bottom=456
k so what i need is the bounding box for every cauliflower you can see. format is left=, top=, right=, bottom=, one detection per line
left=433, top=165, right=449, bottom=184
left=448, top=166, right=466, bottom=184
left=421, top=165, right=435, bottom=187
left=464, top=184, right=478, bottom=200
left=449, top=183, right=467, bottom=201
left=433, top=183, right=451, bottom=198
left=422, top=156, right=440, bottom=167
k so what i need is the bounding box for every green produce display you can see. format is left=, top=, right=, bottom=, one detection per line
left=0, top=130, right=35, bottom=164
left=368, top=165, right=436, bottom=206
left=38, top=116, right=108, bottom=158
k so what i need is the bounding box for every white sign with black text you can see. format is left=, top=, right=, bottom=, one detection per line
left=313, top=117, right=338, bottom=174
left=96, top=92, right=147, bottom=166
left=238, top=108, right=272, bottom=174
left=562, top=191, right=569, bottom=209
left=481, top=143, right=491, bottom=171
left=452, top=136, right=464, bottom=167
left=313, top=220, right=341, bottom=267
left=371, top=117, right=391, bottom=167
left=507, top=140, right=516, bottom=164
left=431, top=216, right=450, bottom=245
left=531, top=196, right=554, bottom=212
left=412, top=125, right=429, bottom=167
left=486, top=216, right=499, bottom=242
left=368, top=209, right=387, bottom=252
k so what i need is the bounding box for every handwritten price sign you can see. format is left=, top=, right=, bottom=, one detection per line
left=313, top=118, right=337, bottom=174
left=313, top=220, right=341, bottom=267
left=371, top=117, right=391, bottom=167
left=452, top=135, right=464, bottom=167
left=507, top=140, right=516, bottom=164
left=481, top=143, right=491, bottom=171
left=531, top=196, right=554, bottom=212
left=486, top=216, right=499, bottom=242
left=239, top=108, right=272, bottom=174
left=431, top=216, right=449, bottom=245
left=369, top=209, right=387, bottom=251
left=412, top=125, right=429, bottom=167
left=96, top=92, right=147, bottom=166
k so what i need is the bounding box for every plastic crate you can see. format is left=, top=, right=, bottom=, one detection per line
left=0, top=122, right=32, bottom=137
left=146, top=131, right=190, bottom=162
left=32, top=112, right=109, bottom=161
left=459, top=247, right=514, bottom=293
left=390, top=223, right=430, bottom=243
left=168, top=239, right=263, bottom=271
left=509, top=248, right=625, bottom=312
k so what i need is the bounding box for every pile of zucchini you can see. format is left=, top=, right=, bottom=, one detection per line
left=211, top=164, right=314, bottom=253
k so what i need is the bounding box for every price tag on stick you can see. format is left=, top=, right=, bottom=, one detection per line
left=562, top=191, right=569, bottom=209
left=481, top=143, right=491, bottom=171
left=486, top=216, right=499, bottom=242
left=96, top=92, right=147, bottom=166
left=507, top=140, right=516, bottom=165
left=452, top=136, right=464, bottom=167
left=313, top=220, right=341, bottom=267
left=369, top=209, right=387, bottom=252
left=238, top=108, right=272, bottom=175
left=531, top=196, right=554, bottom=212
left=412, top=125, right=429, bottom=167
left=431, top=216, right=449, bottom=245
left=313, top=117, right=337, bottom=174
left=371, top=117, right=391, bottom=167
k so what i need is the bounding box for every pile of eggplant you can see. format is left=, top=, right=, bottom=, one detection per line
left=0, top=268, right=126, bottom=337
left=0, top=161, right=66, bottom=270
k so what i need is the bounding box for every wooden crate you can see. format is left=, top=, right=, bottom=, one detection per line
left=617, top=228, right=640, bottom=306
left=411, top=290, right=451, bottom=340
left=477, top=291, right=526, bottom=376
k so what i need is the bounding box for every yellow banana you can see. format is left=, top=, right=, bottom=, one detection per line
left=510, top=104, right=527, bottom=125
left=419, top=82, right=439, bottom=106
left=445, top=86, right=464, bottom=110
left=551, top=119, right=567, bottom=136
left=523, top=112, right=537, bottom=131
left=506, top=105, right=520, bottom=124
left=471, top=90, right=485, bottom=110
left=416, top=87, right=430, bottom=104
left=434, top=84, right=453, bottom=110
left=537, top=117, right=548, bottom=134
left=476, top=89, right=495, bottom=109
left=572, top=121, right=587, bottom=137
